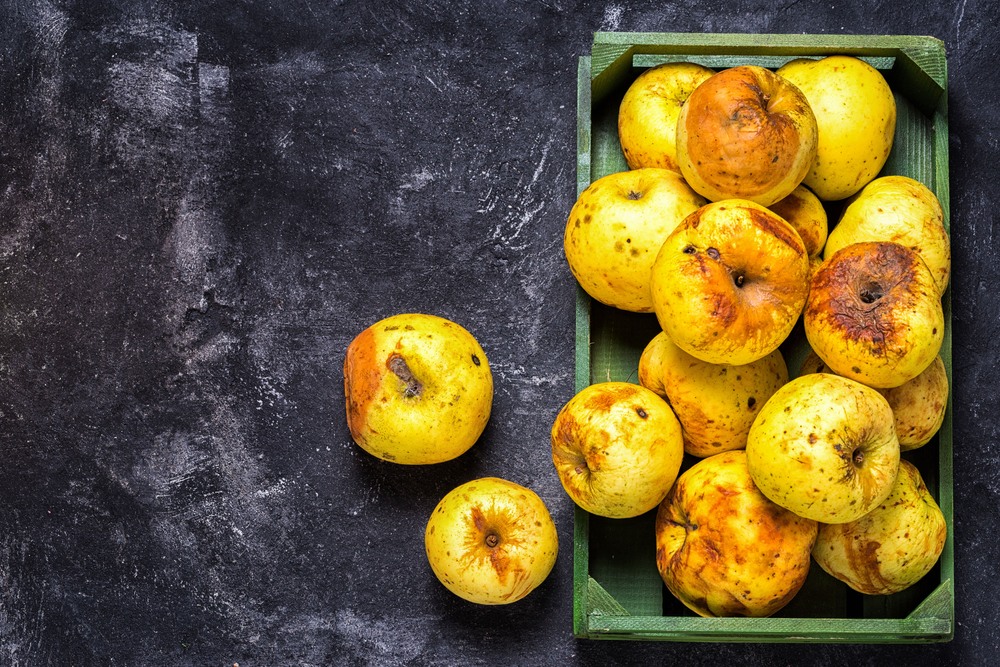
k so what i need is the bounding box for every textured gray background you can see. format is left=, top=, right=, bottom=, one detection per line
left=0, top=1, right=996, bottom=665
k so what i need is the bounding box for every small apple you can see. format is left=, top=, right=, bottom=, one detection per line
left=655, top=450, right=818, bottom=617
left=675, top=65, right=819, bottom=206
left=618, top=61, right=716, bottom=172
left=767, top=183, right=828, bottom=258
left=425, top=477, right=558, bottom=605
left=812, top=460, right=947, bottom=595
left=805, top=241, right=944, bottom=388
left=878, top=354, right=950, bottom=451
left=824, top=175, right=951, bottom=297
left=776, top=55, right=896, bottom=202
left=638, top=330, right=788, bottom=457
left=551, top=382, right=684, bottom=518
left=746, top=373, right=900, bottom=524
left=343, top=313, right=493, bottom=464
left=799, top=349, right=949, bottom=451
left=649, top=199, right=810, bottom=366
left=564, top=168, right=706, bottom=312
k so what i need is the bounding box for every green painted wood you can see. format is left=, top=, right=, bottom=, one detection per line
left=588, top=510, right=663, bottom=617
left=587, top=577, right=631, bottom=617
left=571, top=56, right=593, bottom=641
left=907, top=579, right=954, bottom=622
left=573, top=32, right=953, bottom=643
left=572, top=504, right=591, bottom=638
left=583, top=615, right=952, bottom=643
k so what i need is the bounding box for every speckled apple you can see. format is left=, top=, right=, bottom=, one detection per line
left=425, top=477, right=558, bottom=605
left=805, top=241, right=944, bottom=388
left=746, top=373, right=900, bottom=524
left=812, top=460, right=947, bottom=595
left=655, top=450, right=818, bottom=617
left=551, top=382, right=684, bottom=519
left=649, top=199, right=811, bottom=366
left=638, top=330, right=788, bottom=457
left=344, top=313, right=493, bottom=464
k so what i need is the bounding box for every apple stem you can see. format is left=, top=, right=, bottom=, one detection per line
left=485, top=534, right=500, bottom=548
left=388, top=355, right=424, bottom=398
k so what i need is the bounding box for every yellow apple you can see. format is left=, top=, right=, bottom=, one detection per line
left=776, top=55, right=896, bottom=201
left=675, top=65, right=818, bottom=206
left=812, top=460, right=947, bottom=595
left=805, top=241, right=944, bottom=388
left=425, top=477, right=558, bottom=605
left=564, top=168, right=706, bottom=312
left=638, top=330, right=788, bottom=457
left=746, top=373, right=900, bottom=524
left=551, top=382, right=684, bottom=518
left=618, top=61, right=716, bottom=172
left=343, top=313, right=493, bottom=464
left=655, top=450, right=818, bottom=617
left=649, top=199, right=810, bottom=365
left=879, top=354, right=950, bottom=451
left=825, top=175, right=951, bottom=296
left=767, top=183, right=828, bottom=258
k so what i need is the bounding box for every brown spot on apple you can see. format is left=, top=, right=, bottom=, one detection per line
left=388, top=354, right=424, bottom=398
left=806, top=242, right=920, bottom=354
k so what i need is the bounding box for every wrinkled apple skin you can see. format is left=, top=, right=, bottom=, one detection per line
left=746, top=373, right=900, bottom=524
left=777, top=55, right=896, bottom=202
left=655, top=450, right=818, bottom=617
left=344, top=313, right=493, bottom=464
left=650, top=199, right=810, bottom=366
left=425, top=477, right=558, bottom=605
left=805, top=241, right=944, bottom=389
left=676, top=65, right=818, bottom=207
left=638, top=331, right=788, bottom=457
left=618, top=61, right=716, bottom=172
left=565, top=168, right=706, bottom=312
left=800, top=349, right=949, bottom=451
left=825, top=175, right=951, bottom=297
left=813, top=460, right=947, bottom=595
left=767, top=184, right=828, bottom=258
left=551, top=382, right=684, bottom=518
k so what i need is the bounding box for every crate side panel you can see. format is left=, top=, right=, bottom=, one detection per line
left=588, top=511, right=663, bottom=616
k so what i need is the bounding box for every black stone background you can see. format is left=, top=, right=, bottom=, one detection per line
left=0, top=1, right=997, bottom=665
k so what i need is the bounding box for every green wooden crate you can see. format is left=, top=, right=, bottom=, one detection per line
left=573, top=32, right=953, bottom=643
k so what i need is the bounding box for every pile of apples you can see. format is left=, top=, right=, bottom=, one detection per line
left=339, top=55, right=951, bottom=615
left=555, top=56, right=951, bottom=616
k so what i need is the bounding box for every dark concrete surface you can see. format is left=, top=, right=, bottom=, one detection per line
left=0, top=1, right=997, bottom=665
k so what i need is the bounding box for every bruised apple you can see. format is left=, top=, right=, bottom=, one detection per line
left=655, top=450, right=818, bottom=617
left=344, top=313, right=493, bottom=464
left=675, top=65, right=818, bottom=206
left=425, top=477, right=558, bottom=605
left=564, top=168, right=706, bottom=312
left=618, top=61, right=716, bottom=172
left=650, top=199, right=810, bottom=365
left=767, top=184, right=828, bottom=258
left=746, top=373, right=900, bottom=524
left=551, top=382, right=684, bottom=518
left=776, top=55, right=896, bottom=202
left=825, top=175, right=951, bottom=297
left=812, top=460, right=947, bottom=595
left=805, top=241, right=944, bottom=388
left=638, top=331, right=788, bottom=457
